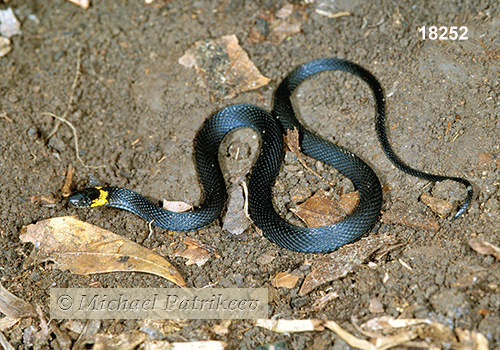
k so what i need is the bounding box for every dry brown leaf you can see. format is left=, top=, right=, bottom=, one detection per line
left=299, top=235, right=400, bottom=296
left=20, top=216, right=186, bottom=287
left=257, top=249, right=277, bottom=265
left=291, top=189, right=359, bottom=227
left=173, top=243, right=210, bottom=267
left=368, top=298, right=385, bottom=313
left=468, top=240, right=500, bottom=260
left=248, top=5, right=302, bottom=45
left=179, top=35, right=269, bottom=100
left=256, top=319, right=324, bottom=333
left=272, top=272, right=299, bottom=289
left=268, top=20, right=302, bottom=44
left=0, top=283, right=37, bottom=318
left=420, top=193, right=453, bottom=217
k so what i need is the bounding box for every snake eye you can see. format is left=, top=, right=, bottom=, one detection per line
left=68, top=188, right=102, bottom=207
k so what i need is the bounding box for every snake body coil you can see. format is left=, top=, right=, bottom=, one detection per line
left=69, top=58, right=473, bottom=253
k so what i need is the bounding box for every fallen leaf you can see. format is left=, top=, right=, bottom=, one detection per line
left=212, top=320, right=232, bottom=336
left=30, top=195, right=57, bottom=207
left=179, top=35, right=270, bottom=100
left=381, top=201, right=439, bottom=231
left=256, top=319, right=323, bottom=333
left=0, top=317, right=20, bottom=331
left=162, top=200, right=193, bottom=213
left=0, top=283, right=37, bottom=318
left=0, top=36, right=11, bottom=58
left=369, top=298, right=385, bottom=313
left=268, top=20, right=302, bottom=45
left=173, top=242, right=211, bottom=267
left=72, top=320, right=101, bottom=350
left=420, top=193, right=453, bottom=217
left=275, top=4, right=294, bottom=19
left=291, top=189, right=359, bottom=227
left=272, top=272, right=299, bottom=289
left=299, top=234, right=400, bottom=295
left=248, top=4, right=302, bottom=45
left=35, top=306, right=50, bottom=348
left=0, top=331, right=14, bottom=350
left=468, top=240, right=500, bottom=260
left=20, top=216, right=186, bottom=287
left=257, top=249, right=277, bottom=265
left=67, top=0, right=89, bottom=9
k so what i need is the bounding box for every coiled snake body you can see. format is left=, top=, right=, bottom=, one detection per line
left=69, top=58, right=473, bottom=253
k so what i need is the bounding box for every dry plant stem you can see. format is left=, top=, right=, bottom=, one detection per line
left=42, top=113, right=105, bottom=169
left=43, top=112, right=86, bottom=167
left=47, top=47, right=82, bottom=139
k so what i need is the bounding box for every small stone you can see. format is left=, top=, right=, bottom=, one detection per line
left=368, top=298, right=384, bottom=313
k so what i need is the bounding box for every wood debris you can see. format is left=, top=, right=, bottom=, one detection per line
left=0, top=283, right=37, bottom=318
left=272, top=272, right=299, bottom=289
left=257, top=317, right=489, bottom=350
left=256, top=319, right=324, bottom=333
left=468, top=240, right=500, bottom=260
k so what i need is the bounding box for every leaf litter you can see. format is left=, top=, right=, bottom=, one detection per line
left=256, top=316, right=489, bottom=350
left=178, top=34, right=270, bottom=100
left=19, top=216, right=186, bottom=287
left=299, top=234, right=402, bottom=296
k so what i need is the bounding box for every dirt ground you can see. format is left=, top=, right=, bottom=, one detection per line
left=1, top=0, right=500, bottom=349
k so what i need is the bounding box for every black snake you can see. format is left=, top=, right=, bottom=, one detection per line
left=69, top=58, right=473, bottom=253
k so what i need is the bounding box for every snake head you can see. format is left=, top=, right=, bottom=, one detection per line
left=68, top=187, right=107, bottom=208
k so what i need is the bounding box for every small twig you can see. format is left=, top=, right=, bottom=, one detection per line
left=148, top=220, right=155, bottom=239
left=47, top=47, right=83, bottom=139
left=241, top=181, right=249, bottom=218
left=42, top=112, right=104, bottom=169
left=284, top=127, right=335, bottom=186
